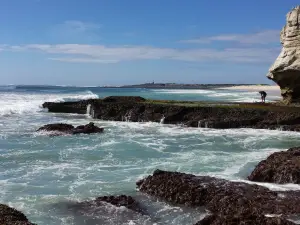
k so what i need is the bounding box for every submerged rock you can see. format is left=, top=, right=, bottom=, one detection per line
left=248, top=147, right=300, bottom=184
left=267, top=6, right=300, bottom=103
left=72, top=195, right=145, bottom=214
left=37, top=122, right=104, bottom=135
left=137, top=170, right=300, bottom=223
left=0, top=204, right=36, bottom=225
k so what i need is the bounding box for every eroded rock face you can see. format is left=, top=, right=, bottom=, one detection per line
left=267, top=6, right=300, bottom=103
left=248, top=147, right=300, bottom=184
left=0, top=204, right=36, bottom=225
left=37, top=122, right=104, bottom=135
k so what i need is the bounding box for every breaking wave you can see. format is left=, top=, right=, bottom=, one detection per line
left=0, top=90, right=98, bottom=117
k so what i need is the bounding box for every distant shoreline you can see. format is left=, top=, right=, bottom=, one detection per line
left=216, top=85, right=280, bottom=91
left=2, top=84, right=276, bottom=90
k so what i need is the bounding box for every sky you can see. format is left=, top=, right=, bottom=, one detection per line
left=0, top=0, right=299, bottom=86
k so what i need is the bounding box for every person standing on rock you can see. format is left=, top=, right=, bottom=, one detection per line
left=259, top=91, right=267, bottom=103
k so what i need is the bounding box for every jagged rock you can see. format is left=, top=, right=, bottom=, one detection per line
left=267, top=6, right=300, bottom=103
left=248, top=147, right=300, bottom=184
left=137, top=170, right=300, bottom=219
left=194, top=213, right=295, bottom=225
left=0, top=204, right=36, bottom=225
left=37, top=122, right=104, bottom=135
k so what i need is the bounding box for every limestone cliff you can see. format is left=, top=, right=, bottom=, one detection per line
left=267, top=6, right=300, bottom=103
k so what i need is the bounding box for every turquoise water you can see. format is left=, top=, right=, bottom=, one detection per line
left=0, top=85, right=298, bottom=225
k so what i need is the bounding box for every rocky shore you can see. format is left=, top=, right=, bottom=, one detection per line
left=42, top=96, right=300, bottom=132
left=4, top=146, right=300, bottom=224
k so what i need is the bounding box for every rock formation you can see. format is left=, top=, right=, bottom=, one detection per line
left=248, top=147, right=300, bottom=184
left=0, top=204, right=36, bottom=225
left=267, top=6, right=300, bottom=103
left=137, top=170, right=300, bottom=224
left=37, top=122, right=104, bottom=135
left=43, top=96, right=300, bottom=132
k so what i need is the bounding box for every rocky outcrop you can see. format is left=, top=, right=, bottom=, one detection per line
left=248, top=147, right=300, bottom=184
left=37, top=122, right=104, bottom=135
left=267, top=6, right=300, bottom=103
left=137, top=170, right=300, bottom=224
left=0, top=204, right=36, bottom=225
left=43, top=97, right=300, bottom=132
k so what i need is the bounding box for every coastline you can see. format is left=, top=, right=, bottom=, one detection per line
left=215, top=85, right=280, bottom=91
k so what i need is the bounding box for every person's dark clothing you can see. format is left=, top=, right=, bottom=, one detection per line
left=259, top=91, right=267, bottom=102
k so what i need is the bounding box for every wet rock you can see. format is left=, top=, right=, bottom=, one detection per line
left=37, top=122, right=104, bottom=135
left=37, top=123, right=74, bottom=133
left=43, top=97, right=300, bottom=132
left=70, top=195, right=145, bottom=214
left=267, top=6, right=300, bottom=103
left=248, top=147, right=300, bottom=184
left=194, top=213, right=295, bottom=225
left=72, top=122, right=104, bottom=134
left=137, top=170, right=300, bottom=217
left=0, top=204, right=36, bottom=225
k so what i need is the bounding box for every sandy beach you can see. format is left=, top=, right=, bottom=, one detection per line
left=216, top=85, right=280, bottom=91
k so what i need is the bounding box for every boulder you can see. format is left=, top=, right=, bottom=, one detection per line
left=267, top=6, right=300, bottom=103
left=0, top=204, right=36, bottom=225
left=72, top=122, right=104, bottom=134
left=37, top=122, right=104, bottom=135
left=248, top=147, right=300, bottom=184
left=37, top=123, right=74, bottom=133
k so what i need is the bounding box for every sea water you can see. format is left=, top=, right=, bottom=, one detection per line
left=0, top=85, right=297, bottom=225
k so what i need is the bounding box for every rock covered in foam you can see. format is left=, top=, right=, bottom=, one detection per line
left=0, top=204, right=36, bottom=225
left=37, top=122, right=104, bottom=135
left=248, top=147, right=300, bottom=184
left=267, top=6, right=300, bottom=103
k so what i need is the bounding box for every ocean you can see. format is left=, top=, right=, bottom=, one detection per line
left=0, top=85, right=299, bottom=225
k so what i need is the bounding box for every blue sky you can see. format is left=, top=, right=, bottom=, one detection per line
left=0, top=0, right=298, bottom=86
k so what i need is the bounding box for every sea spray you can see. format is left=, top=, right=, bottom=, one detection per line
left=160, top=115, right=165, bottom=124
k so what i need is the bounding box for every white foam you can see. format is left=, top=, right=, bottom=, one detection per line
left=0, top=90, right=98, bottom=117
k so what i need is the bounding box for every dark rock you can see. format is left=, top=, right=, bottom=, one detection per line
left=0, top=204, right=36, bottom=225
left=248, top=147, right=300, bottom=184
left=137, top=170, right=300, bottom=217
left=70, top=195, right=145, bottom=214
left=72, top=122, right=104, bottom=134
left=195, top=213, right=295, bottom=225
left=42, top=97, right=300, bottom=132
left=37, top=122, right=104, bottom=135
left=103, top=96, right=146, bottom=103
left=37, top=123, right=74, bottom=133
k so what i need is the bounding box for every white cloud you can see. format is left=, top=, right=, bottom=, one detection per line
left=181, top=30, right=280, bottom=44
left=2, top=44, right=279, bottom=64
